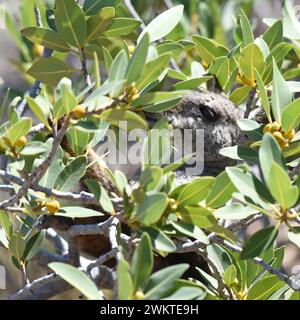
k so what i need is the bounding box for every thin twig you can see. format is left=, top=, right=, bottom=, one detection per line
left=109, top=217, right=121, bottom=262
left=80, top=47, right=93, bottom=88
left=68, top=216, right=114, bottom=236
left=46, top=229, right=69, bottom=255
left=244, top=88, right=256, bottom=119
left=0, top=115, right=71, bottom=209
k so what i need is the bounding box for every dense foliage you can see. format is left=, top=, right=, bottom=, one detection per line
left=1, top=0, right=300, bottom=300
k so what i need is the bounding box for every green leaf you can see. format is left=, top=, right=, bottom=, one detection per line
left=62, top=83, right=77, bottom=114
left=223, top=265, right=237, bottom=286
left=144, top=264, right=189, bottom=300
left=136, top=54, right=170, bottom=90
left=262, top=42, right=293, bottom=84
left=170, top=221, right=209, bottom=244
left=241, top=227, right=278, bottom=260
left=54, top=156, right=87, bottom=192
left=259, top=133, right=285, bottom=183
left=140, top=167, right=163, bottom=192
left=156, top=42, right=184, bottom=57
left=117, top=260, right=133, bottom=300
left=177, top=177, right=214, bottom=206
left=262, top=20, right=283, bottom=50
left=246, top=275, right=285, bottom=300
left=239, top=44, right=265, bottom=82
left=131, top=233, right=153, bottom=291
left=23, top=230, right=45, bottom=261
left=133, top=92, right=183, bottom=108
left=229, top=85, right=252, bottom=105
left=22, top=27, right=70, bottom=52
left=239, top=10, right=255, bottom=46
left=20, top=142, right=48, bottom=156
left=67, top=126, right=93, bottom=154
left=86, top=7, right=115, bottom=42
left=181, top=206, right=217, bottom=229
left=108, top=50, right=128, bottom=97
left=83, top=0, right=121, bottom=16
left=173, top=77, right=212, bottom=90
left=27, top=57, right=73, bottom=87
left=54, top=0, right=87, bottom=47
left=135, top=193, right=168, bottom=225
left=56, top=207, right=104, bottom=219
left=163, top=284, right=206, bottom=300
left=9, top=233, right=25, bottom=262
left=282, top=98, right=300, bottom=131
left=192, top=35, right=228, bottom=65
left=141, top=227, right=176, bottom=253
left=254, top=68, right=271, bottom=121
left=214, top=203, right=259, bottom=220
left=271, top=59, right=292, bottom=123
left=126, top=33, right=149, bottom=84
left=101, top=109, right=147, bottom=131
left=268, top=162, right=298, bottom=210
left=226, top=167, right=272, bottom=209
left=27, top=97, right=51, bottom=130
left=206, top=171, right=237, bottom=208
left=138, top=5, right=184, bottom=43
left=0, top=211, right=12, bottom=240
left=6, top=118, right=32, bottom=143
left=86, top=179, right=114, bottom=214
left=103, top=18, right=141, bottom=37
left=49, top=262, right=101, bottom=300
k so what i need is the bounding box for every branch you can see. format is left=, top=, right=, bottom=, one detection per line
left=244, top=88, right=256, bottom=119
left=68, top=216, right=114, bottom=236
left=176, top=235, right=300, bottom=292
left=46, top=228, right=69, bottom=255
left=108, top=217, right=121, bottom=262
left=0, top=115, right=71, bottom=209
left=80, top=47, right=92, bottom=88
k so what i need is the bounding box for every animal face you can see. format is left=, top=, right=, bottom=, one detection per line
left=146, top=90, right=246, bottom=173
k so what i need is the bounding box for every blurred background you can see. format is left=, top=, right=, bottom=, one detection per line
left=1, top=0, right=300, bottom=298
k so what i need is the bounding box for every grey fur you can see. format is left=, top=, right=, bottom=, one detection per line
left=146, top=90, right=246, bottom=179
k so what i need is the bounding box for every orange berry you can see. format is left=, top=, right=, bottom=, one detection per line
left=128, top=45, right=135, bottom=55
left=283, top=129, right=296, bottom=141
left=14, top=136, right=27, bottom=148
left=45, top=199, right=60, bottom=214
left=72, top=105, right=86, bottom=119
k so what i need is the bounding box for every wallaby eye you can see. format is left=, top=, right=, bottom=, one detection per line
left=199, top=105, right=220, bottom=122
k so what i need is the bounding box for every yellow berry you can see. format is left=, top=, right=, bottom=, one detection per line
left=45, top=199, right=60, bottom=214
left=128, top=45, right=135, bottom=55
left=134, top=291, right=145, bottom=300
left=130, top=93, right=140, bottom=101
left=263, top=123, right=272, bottom=134
left=14, top=136, right=27, bottom=148
left=273, top=131, right=285, bottom=142
left=271, top=122, right=281, bottom=132
left=33, top=44, right=44, bottom=57
left=284, top=129, right=296, bottom=141
left=72, top=105, right=86, bottom=119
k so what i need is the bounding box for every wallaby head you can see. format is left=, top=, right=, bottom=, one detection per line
left=145, top=90, right=246, bottom=176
